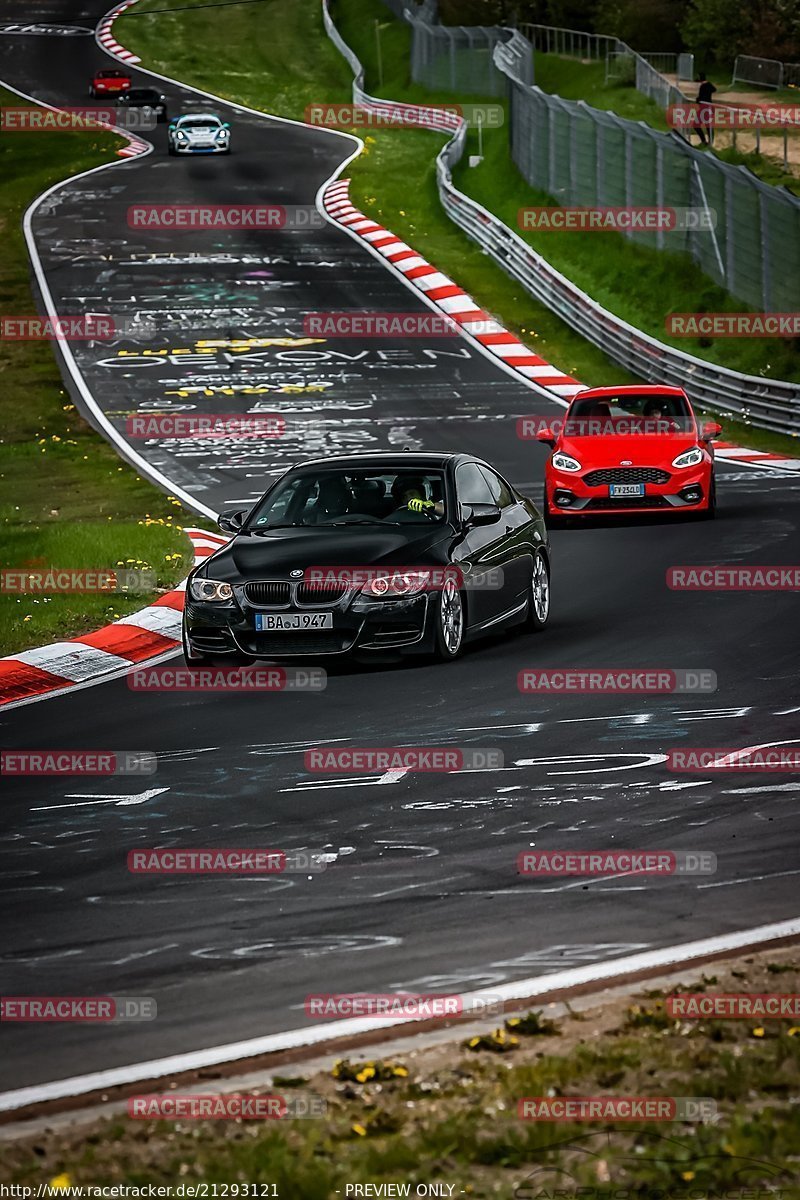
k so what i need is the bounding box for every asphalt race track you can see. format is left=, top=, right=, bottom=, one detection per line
left=1, top=0, right=799, bottom=1095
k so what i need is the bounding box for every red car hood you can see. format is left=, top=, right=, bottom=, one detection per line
left=558, top=433, right=698, bottom=470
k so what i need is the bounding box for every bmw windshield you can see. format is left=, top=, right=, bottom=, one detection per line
left=246, top=469, right=449, bottom=530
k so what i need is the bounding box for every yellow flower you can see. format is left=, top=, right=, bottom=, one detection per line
left=392, top=1066, right=408, bottom=1077
left=681, top=1172, right=695, bottom=1182
left=352, top=1124, right=367, bottom=1136
left=49, top=1176, right=72, bottom=1191
left=787, top=1026, right=799, bottom=1036
left=752, top=1027, right=765, bottom=1038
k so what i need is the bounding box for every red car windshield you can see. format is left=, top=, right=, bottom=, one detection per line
left=564, top=394, right=694, bottom=437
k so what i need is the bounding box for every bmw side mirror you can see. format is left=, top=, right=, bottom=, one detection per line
left=466, top=503, right=502, bottom=528
left=217, top=509, right=246, bottom=534
left=701, top=420, right=722, bottom=441
left=536, top=427, right=556, bottom=449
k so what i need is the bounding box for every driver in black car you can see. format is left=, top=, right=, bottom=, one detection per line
left=389, top=476, right=443, bottom=518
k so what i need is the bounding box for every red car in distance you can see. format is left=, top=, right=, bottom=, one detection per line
left=90, top=69, right=131, bottom=98
left=537, top=385, right=721, bottom=522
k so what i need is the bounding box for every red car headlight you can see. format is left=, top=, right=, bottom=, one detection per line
left=551, top=452, right=581, bottom=472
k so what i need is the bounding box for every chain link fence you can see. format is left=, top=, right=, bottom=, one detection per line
left=520, top=24, right=690, bottom=116
left=500, top=54, right=800, bottom=311
left=406, top=12, right=520, bottom=96
left=324, top=0, right=800, bottom=429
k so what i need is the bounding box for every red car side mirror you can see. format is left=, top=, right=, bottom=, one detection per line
left=536, top=427, right=556, bottom=448
left=701, top=420, right=722, bottom=441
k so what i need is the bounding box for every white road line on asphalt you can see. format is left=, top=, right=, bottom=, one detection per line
left=1, top=916, right=798, bottom=1113
left=32, top=788, right=169, bottom=812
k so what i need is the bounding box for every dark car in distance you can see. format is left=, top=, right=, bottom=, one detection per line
left=116, top=87, right=169, bottom=122
left=183, top=453, right=551, bottom=663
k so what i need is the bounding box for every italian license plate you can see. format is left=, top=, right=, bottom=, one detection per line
left=255, top=612, right=333, bottom=632
left=609, top=483, right=645, bottom=497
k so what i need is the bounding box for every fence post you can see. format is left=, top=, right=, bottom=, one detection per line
left=759, top=191, right=771, bottom=311
left=656, top=141, right=664, bottom=251
left=725, top=173, right=736, bottom=296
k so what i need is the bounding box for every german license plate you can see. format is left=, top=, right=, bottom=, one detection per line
left=609, top=483, right=645, bottom=497
left=255, top=612, right=333, bottom=631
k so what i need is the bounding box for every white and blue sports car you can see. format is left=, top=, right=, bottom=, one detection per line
left=168, top=113, right=231, bottom=155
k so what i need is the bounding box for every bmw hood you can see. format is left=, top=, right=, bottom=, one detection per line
left=197, top=526, right=452, bottom=582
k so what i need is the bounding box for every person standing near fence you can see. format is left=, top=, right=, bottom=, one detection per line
left=694, top=73, right=717, bottom=145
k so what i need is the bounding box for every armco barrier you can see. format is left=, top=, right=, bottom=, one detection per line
left=323, top=1, right=800, bottom=435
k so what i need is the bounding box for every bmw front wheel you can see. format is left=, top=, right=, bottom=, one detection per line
left=434, top=577, right=465, bottom=660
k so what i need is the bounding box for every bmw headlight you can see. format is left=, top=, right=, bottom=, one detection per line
left=552, top=452, right=581, bottom=472
left=190, top=578, right=234, bottom=602
left=361, top=570, right=430, bottom=599
left=672, top=445, right=703, bottom=469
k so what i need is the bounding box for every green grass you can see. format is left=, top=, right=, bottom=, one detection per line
left=0, top=89, right=200, bottom=654
left=114, top=0, right=800, bottom=451
left=533, top=54, right=671, bottom=128
left=2, top=954, right=799, bottom=1194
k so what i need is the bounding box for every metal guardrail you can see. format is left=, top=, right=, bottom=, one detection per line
left=322, top=1, right=800, bottom=435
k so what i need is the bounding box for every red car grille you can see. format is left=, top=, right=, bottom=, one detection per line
left=583, top=467, right=671, bottom=486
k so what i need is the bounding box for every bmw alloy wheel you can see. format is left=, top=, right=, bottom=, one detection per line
left=436, top=577, right=464, bottom=659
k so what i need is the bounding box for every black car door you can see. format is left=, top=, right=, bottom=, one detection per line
left=477, top=465, right=534, bottom=608
left=453, top=462, right=513, bottom=626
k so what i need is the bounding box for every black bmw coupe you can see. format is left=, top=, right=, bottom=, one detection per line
left=183, top=452, right=551, bottom=663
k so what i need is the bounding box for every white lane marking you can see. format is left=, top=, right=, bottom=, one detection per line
left=32, top=788, right=169, bottom=812
left=659, top=780, right=712, bottom=791
left=111, top=943, right=179, bottom=966
left=378, top=768, right=410, bottom=784
left=1, top=916, right=798, bottom=1113
left=712, top=738, right=800, bottom=768
left=698, top=868, right=800, bottom=890
left=512, top=753, right=668, bottom=774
